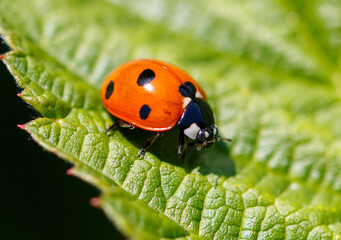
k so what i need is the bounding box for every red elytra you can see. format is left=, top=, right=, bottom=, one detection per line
left=101, top=59, right=230, bottom=158
left=101, top=59, right=206, bottom=131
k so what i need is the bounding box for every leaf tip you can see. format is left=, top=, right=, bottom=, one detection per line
left=17, top=93, right=22, bottom=97
left=66, top=168, right=74, bottom=176
left=89, top=197, right=101, bottom=207
left=17, top=124, right=26, bottom=130
left=0, top=55, right=3, bottom=60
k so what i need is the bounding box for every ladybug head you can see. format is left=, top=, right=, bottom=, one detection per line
left=178, top=99, right=231, bottom=151
left=178, top=89, right=231, bottom=152
left=195, top=124, right=231, bottom=150
left=195, top=124, right=218, bottom=149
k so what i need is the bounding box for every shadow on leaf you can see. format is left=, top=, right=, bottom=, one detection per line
left=116, top=124, right=236, bottom=178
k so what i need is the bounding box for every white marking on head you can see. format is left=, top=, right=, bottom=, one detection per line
left=213, top=125, right=217, bottom=135
left=183, top=97, right=191, bottom=108
left=184, top=123, right=200, bottom=140
left=204, top=131, right=209, bottom=138
left=195, top=91, right=203, bottom=99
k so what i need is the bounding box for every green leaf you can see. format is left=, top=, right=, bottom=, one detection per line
left=1, top=0, right=341, bottom=239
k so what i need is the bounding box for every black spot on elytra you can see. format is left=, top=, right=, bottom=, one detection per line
left=179, top=81, right=197, bottom=98
left=137, top=69, right=155, bottom=86
left=139, top=104, right=151, bottom=120
left=105, top=81, right=114, bottom=99
left=179, top=85, right=188, bottom=97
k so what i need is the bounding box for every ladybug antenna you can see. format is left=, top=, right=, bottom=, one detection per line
left=196, top=137, right=232, bottom=150
left=216, top=137, right=232, bottom=142
left=199, top=137, right=232, bottom=146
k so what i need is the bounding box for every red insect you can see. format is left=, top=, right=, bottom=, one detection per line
left=101, top=59, right=230, bottom=158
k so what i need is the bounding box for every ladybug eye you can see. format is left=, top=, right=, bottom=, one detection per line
left=197, top=130, right=205, bottom=141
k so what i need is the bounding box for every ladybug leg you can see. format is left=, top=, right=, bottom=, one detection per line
left=177, top=131, right=187, bottom=160
left=138, top=132, right=163, bottom=158
left=119, top=121, right=135, bottom=130
left=105, top=120, right=135, bottom=133
left=105, top=122, right=119, bottom=133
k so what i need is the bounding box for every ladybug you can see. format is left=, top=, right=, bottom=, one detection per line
left=101, top=59, right=230, bottom=158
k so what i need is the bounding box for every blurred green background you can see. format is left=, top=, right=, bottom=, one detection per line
left=0, top=41, right=124, bottom=240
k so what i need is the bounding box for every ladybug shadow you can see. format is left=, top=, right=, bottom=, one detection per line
left=118, top=126, right=236, bottom=178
